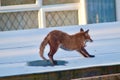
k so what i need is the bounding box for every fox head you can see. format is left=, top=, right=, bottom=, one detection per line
left=80, top=28, right=93, bottom=42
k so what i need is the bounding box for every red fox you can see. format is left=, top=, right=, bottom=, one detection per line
left=39, top=28, right=95, bottom=65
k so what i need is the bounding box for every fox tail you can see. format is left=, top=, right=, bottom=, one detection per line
left=39, top=35, right=49, bottom=60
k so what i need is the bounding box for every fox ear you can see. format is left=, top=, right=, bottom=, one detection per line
left=80, top=28, right=84, bottom=32
left=85, top=29, right=89, bottom=33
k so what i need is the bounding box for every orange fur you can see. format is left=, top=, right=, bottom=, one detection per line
left=39, top=28, right=95, bottom=65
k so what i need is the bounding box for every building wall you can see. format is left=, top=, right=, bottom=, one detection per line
left=0, top=0, right=119, bottom=31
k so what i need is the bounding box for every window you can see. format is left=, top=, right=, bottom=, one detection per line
left=1, top=0, right=36, bottom=6
left=86, top=0, right=116, bottom=24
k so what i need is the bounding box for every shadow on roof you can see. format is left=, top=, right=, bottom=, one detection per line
left=27, top=60, right=68, bottom=67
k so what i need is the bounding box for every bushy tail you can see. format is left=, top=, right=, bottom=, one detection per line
left=39, top=35, right=49, bottom=60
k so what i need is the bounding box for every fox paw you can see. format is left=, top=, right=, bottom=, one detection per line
left=53, top=61, right=58, bottom=65
left=89, top=55, right=95, bottom=57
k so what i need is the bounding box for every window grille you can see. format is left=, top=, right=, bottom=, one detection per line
left=46, top=10, right=78, bottom=27
left=0, top=11, right=38, bottom=31
left=1, top=0, right=36, bottom=6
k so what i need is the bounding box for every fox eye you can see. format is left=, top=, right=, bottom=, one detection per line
left=85, top=33, right=88, bottom=36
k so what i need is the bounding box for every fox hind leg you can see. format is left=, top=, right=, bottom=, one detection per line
left=48, top=42, right=59, bottom=65
left=48, top=52, right=55, bottom=65
left=48, top=47, right=58, bottom=65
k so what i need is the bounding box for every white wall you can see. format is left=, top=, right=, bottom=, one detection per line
left=115, top=0, right=120, bottom=21
left=78, top=0, right=87, bottom=25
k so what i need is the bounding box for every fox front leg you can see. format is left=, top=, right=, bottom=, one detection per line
left=77, top=48, right=95, bottom=58
left=77, top=49, right=89, bottom=57
left=81, top=48, right=95, bottom=57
